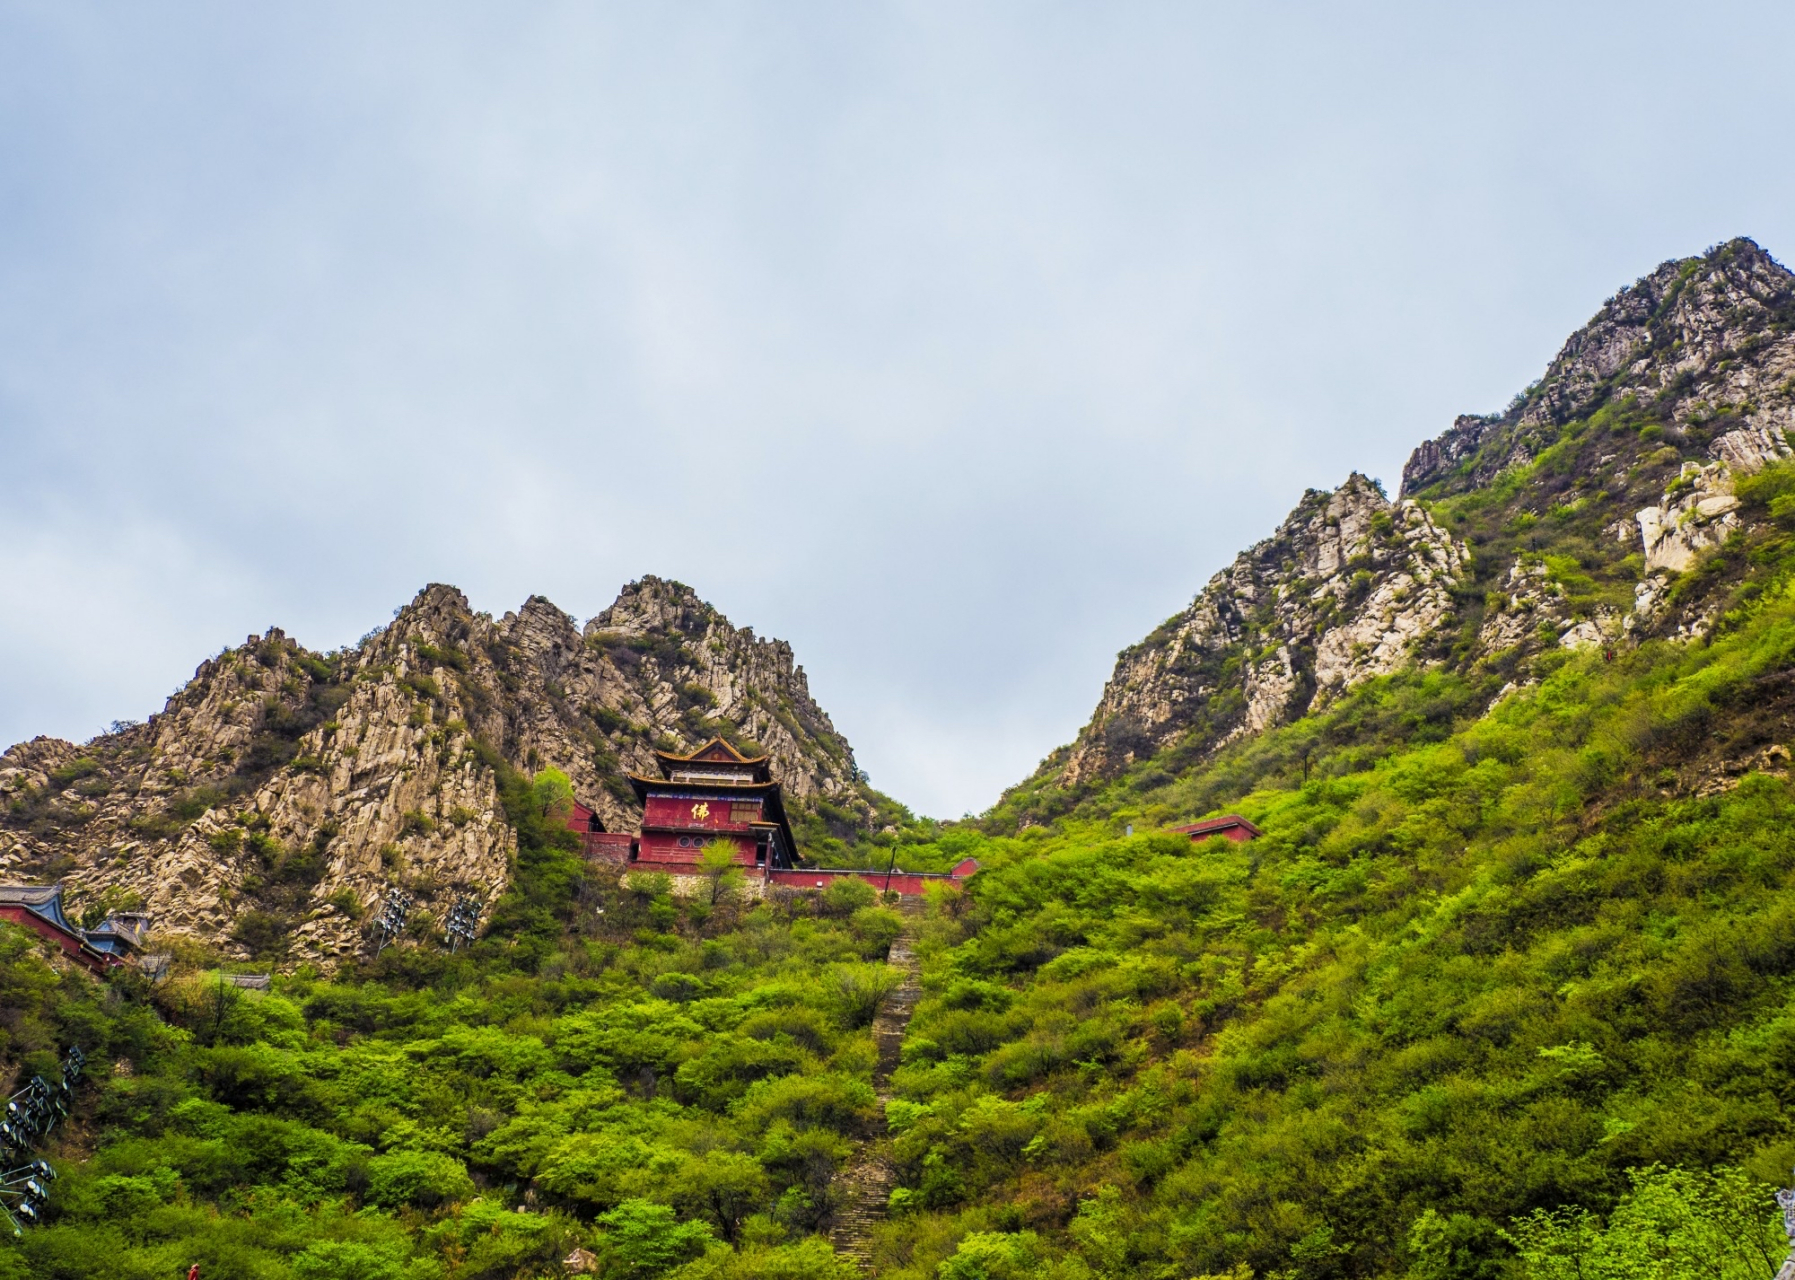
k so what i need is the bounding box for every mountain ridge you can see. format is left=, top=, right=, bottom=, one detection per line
left=1003, top=236, right=1795, bottom=824
left=9, top=236, right=1795, bottom=957
left=0, top=576, right=905, bottom=962
left=10, top=239, right=1795, bottom=1280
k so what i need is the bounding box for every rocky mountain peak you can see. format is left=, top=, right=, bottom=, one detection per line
left=1028, top=237, right=1795, bottom=811
left=0, top=580, right=891, bottom=965
left=1522, top=236, right=1792, bottom=429
left=1403, top=238, right=1795, bottom=499
left=593, top=576, right=717, bottom=638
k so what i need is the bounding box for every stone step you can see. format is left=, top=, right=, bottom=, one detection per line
left=830, top=914, right=925, bottom=1267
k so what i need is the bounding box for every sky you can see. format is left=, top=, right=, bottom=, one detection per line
left=5, top=2, right=1795, bottom=819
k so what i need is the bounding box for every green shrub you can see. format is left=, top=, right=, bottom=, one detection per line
left=365, top=1150, right=474, bottom=1211
left=596, top=1199, right=714, bottom=1280
left=819, top=878, right=875, bottom=918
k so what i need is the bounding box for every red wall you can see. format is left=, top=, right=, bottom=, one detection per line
left=643, top=795, right=762, bottom=831
left=579, top=832, right=633, bottom=861
left=765, top=863, right=977, bottom=898
left=0, top=906, right=110, bottom=974
left=638, top=831, right=758, bottom=866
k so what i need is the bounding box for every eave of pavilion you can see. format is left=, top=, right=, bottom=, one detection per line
left=650, top=736, right=773, bottom=782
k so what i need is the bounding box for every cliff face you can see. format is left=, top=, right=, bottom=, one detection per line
left=0, top=578, right=881, bottom=963
left=1039, top=237, right=1795, bottom=798
left=1058, top=475, right=1467, bottom=785
left=1400, top=237, right=1795, bottom=499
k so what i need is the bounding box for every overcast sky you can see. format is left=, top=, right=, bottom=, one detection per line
left=4, top=2, right=1795, bottom=818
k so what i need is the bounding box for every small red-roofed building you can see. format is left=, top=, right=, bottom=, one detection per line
left=566, top=798, right=634, bottom=860
left=1171, top=814, right=1262, bottom=843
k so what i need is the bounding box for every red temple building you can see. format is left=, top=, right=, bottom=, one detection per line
left=0, top=883, right=147, bottom=975
left=565, top=738, right=978, bottom=897
left=630, top=738, right=799, bottom=876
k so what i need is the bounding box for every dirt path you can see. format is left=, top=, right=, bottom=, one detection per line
left=829, top=906, right=924, bottom=1267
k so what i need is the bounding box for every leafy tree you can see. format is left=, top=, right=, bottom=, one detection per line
left=365, top=1150, right=475, bottom=1211
left=674, top=1150, right=772, bottom=1243
left=819, top=878, right=875, bottom=918
left=597, top=1199, right=715, bottom=1280
left=291, top=1239, right=415, bottom=1280
left=1504, top=1166, right=1787, bottom=1280
left=1407, top=1210, right=1508, bottom=1280
left=700, top=839, right=746, bottom=906
left=531, top=766, right=576, bottom=821
left=937, top=1231, right=1044, bottom=1280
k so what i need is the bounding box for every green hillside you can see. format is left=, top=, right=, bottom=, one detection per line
left=875, top=581, right=1795, bottom=1278
left=0, top=768, right=902, bottom=1280
left=9, top=493, right=1795, bottom=1278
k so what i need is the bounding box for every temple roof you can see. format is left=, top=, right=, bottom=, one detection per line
left=0, top=883, right=75, bottom=932
left=626, top=774, right=779, bottom=794
left=0, top=884, right=63, bottom=907
left=1170, top=814, right=1263, bottom=840
left=652, top=737, right=773, bottom=783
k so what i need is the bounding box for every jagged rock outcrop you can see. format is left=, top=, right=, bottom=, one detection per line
left=1636, top=425, right=1791, bottom=574
left=0, top=578, right=881, bottom=963
left=1399, top=415, right=1505, bottom=498
left=1058, top=474, right=1468, bottom=785
left=1402, top=238, right=1795, bottom=500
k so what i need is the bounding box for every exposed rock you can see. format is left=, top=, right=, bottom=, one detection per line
left=1057, top=474, right=1468, bottom=785
left=1637, top=426, right=1791, bottom=574
left=1402, top=238, right=1795, bottom=501
left=1712, top=423, right=1794, bottom=473
left=1690, top=743, right=1792, bottom=798
left=1400, top=414, right=1505, bottom=498
left=0, top=579, right=881, bottom=964
left=1475, top=560, right=1562, bottom=653
left=1558, top=612, right=1621, bottom=652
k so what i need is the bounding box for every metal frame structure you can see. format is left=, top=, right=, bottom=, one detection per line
left=0, top=1160, right=54, bottom=1234
left=0, top=1046, right=82, bottom=1235
left=444, top=892, right=482, bottom=952
left=371, top=888, right=414, bottom=956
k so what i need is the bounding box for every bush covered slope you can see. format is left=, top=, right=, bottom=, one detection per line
left=13, top=530, right=1795, bottom=1279
left=0, top=781, right=900, bottom=1280
left=863, top=484, right=1795, bottom=1278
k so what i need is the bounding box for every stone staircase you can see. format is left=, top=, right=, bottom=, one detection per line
left=829, top=905, right=924, bottom=1267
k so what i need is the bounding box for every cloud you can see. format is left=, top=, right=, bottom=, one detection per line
left=4, top=1, right=1795, bottom=816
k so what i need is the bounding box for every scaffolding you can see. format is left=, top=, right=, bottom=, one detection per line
left=444, top=892, right=483, bottom=952
left=371, top=888, right=414, bottom=956
left=0, top=1045, right=82, bottom=1234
